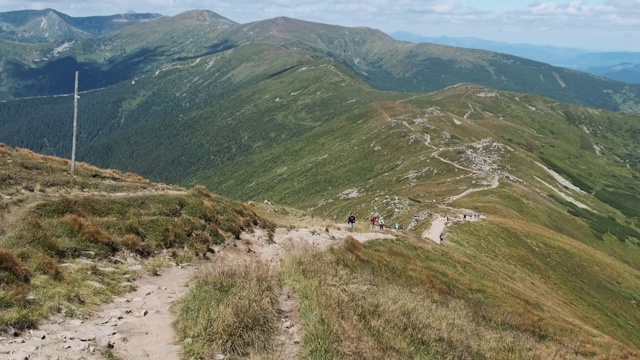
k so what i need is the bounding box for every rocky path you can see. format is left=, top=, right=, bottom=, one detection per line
left=0, top=263, right=196, bottom=360
left=422, top=216, right=448, bottom=244
left=422, top=213, right=482, bottom=245
left=446, top=176, right=499, bottom=203
left=1, top=225, right=395, bottom=360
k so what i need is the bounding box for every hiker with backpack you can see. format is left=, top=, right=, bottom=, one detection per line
left=348, top=213, right=356, bottom=230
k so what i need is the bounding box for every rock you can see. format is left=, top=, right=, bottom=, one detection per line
left=60, top=263, right=74, bottom=268
left=206, top=246, right=217, bottom=254
left=293, top=336, right=301, bottom=344
left=100, top=327, right=117, bottom=336
left=142, top=310, right=149, bottom=317
left=67, top=319, right=84, bottom=326
left=145, top=290, right=152, bottom=296
left=110, top=257, right=125, bottom=264
left=80, top=251, right=95, bottom=258
left=25, top=295, right=36, bottom=304
left=85, top=281, right=105, bottom=288
left=108, top=311, right=122, bottom=319
left=98, top=267, right=117, bottom=273
left=70, top=339, right=89, bottom=351
left=283, top=321, right=293, bottom=329
left=95, top=334, right=112, bottom=349
left=127, top=265, right=143, bottom=271
left=2, top=325, right=19, bottom=337
left=78, top=332, right=97, bottom=341
left=184, top=338, right=193, bottom=345
left=76, top=258, right=94, bottom=265
left=30, top=330, right=46, bottom=340
left=215, top=355, right=226, bottom=360
left=126, top=257, right=139, bottom=265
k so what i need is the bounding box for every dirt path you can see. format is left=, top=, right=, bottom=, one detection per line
left=1, top=225, right=394, bottom=360
left=422, top=216, right=447, bottom=244
left=446, top=176, right=499, bottom=203
left=0, top=263, right=196, bottom=360
left=422, top=212, right=482, bottom=245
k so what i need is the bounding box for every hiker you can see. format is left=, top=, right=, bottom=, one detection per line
left=379, top=218, right=385, bottom=230
left=348, top=213, right=356, bottom=230
left=463, top=214, right=467, bottom=221
left=370, top=216, right=377, bottom=229
left=439, top=232, right=445, bottom=244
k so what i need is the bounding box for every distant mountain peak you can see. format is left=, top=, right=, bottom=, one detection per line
left=172, top=9, right=235, bottom=24
left=0, top=9, right=164, bottom=42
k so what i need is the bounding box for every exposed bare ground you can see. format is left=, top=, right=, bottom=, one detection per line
left=1, top=223, right=395, bottom=360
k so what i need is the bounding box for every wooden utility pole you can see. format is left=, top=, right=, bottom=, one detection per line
left=71, top=71, right=78, bottom=176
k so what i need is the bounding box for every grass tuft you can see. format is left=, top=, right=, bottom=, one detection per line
left=175, top=262, right=279, bottom=359
left=0, top=250, right=30, bottom=284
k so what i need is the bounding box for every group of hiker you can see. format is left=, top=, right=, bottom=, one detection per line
left=347, top=213, right=405, bottom=231
left=347, top=209, right=490, bottom=246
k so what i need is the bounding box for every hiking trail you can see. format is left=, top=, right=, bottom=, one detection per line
left=1, top=222, right=394, bottom=360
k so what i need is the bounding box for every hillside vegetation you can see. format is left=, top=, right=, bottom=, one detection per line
left=184, top=84, right=640, bottom=356
left=1, top=8, right=640, bottom=359
left=0, top=144, right=271, bottom=330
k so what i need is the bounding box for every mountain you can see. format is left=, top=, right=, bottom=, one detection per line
left=1, top=9, right=640, bottom=356
left=392, top=31, right=640, bottom=84
left=0, top=9, right=236, bottom=100
left=587, top=62, right=640, bottom=84
left=1, top=10, right=640, bottom=111
left=0, top=9, right=162, bottom=43
left=391, top=31, right=589, bottom=64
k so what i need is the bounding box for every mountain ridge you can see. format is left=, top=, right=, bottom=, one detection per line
left=0, top=8, right=163, bottom=43
left=392, top=31, right=640, bottom=84
left=1, top=9, right=640, bottom=358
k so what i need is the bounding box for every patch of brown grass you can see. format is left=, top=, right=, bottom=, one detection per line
left=35, top=255, right=63, bottom=280
left=63, top=214, right=110, bottom=245
left=0, top=251, right=30, bottom=283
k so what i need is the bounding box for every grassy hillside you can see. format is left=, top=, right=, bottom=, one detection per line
left=1, top=44, right=403, bottom=184
left=173, top=203, right=640, bottom=359
left=1, top=8, right=640, bottom=111
left=181, top=85, right=640, bottom=354
left=0, top=144, right=271, bottom=330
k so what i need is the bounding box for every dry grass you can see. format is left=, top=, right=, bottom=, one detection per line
left=279, top=239, right=634, bottom=359
left=174, top=262, right=280, bottom=359
left=0, top=250, right=30, bottom=283
left=0, top=145, right=274, bottom=330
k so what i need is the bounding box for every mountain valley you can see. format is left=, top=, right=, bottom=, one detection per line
left=1, top=8, right=640, bottom=359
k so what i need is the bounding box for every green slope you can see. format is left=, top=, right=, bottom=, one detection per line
left=187, top=84, right=640, bottom=349
left=1, top=9, right=640, bottom=112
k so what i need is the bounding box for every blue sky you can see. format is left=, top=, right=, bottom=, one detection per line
left=2, top=1, right=639, bottom=51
